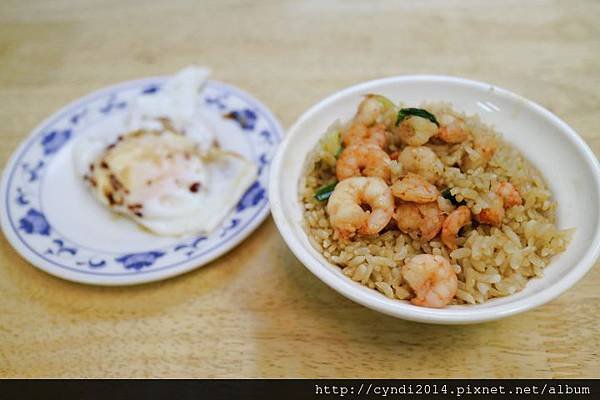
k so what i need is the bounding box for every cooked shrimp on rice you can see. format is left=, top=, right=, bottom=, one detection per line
left=301, top=97, right=572, bottom=307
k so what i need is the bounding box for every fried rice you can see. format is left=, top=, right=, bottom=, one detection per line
left=300, top=101, right=573, bottom=305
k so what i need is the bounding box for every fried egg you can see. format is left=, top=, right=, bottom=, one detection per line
left=72, top=66, right=257, bottom=236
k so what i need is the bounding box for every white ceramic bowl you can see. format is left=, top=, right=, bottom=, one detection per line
left=269, top=75, right=600, bottom=324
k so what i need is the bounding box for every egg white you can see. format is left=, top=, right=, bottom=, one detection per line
left=72, top=66, right=258, bottom=236
left=74, top=128, right=257, bottom=236
left=134, top=148, right=257, bottom=235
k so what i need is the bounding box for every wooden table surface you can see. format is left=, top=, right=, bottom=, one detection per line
left=1, top=0, right=599, bottom=378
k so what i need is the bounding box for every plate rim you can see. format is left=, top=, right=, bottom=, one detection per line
left=1, top=76, right=284, bottom=286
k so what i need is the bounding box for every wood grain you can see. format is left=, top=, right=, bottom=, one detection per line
left=1, top=0, right=599, bottom=378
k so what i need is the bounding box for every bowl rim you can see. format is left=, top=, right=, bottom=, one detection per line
left=269, top=74, right=600, bottom=324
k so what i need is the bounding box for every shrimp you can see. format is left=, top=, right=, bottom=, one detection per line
left=461, top=134, right=498, bottom=171
left=437, top=114, right=470, bottom=143
left=342, top=123, right=388, bottom=148
left=397, top=146, right=444, bottom=184
left=327, top=177, right=394, bottom=239
left=391, top=173, right=439, bottom=203
left=475, top=192, right=505, bottom=226
left=441, top=206, right=472, bottom=250
left=354, top=94, right=396, bottom=127
left=336, top=143, right=391, bottom=182
left=496, top=181, right=522, bottom=208
left=474, top=183, right=520, bottom=226
left=393, top=115, right=438, bottom=146
left=394, top=202, right=444, bottom=241
left=402, top=254, right=458, bottom=308
left=355, top=95, right=385, bottom=126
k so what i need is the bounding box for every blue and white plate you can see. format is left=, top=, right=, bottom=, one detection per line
left=0, top=77, right=283, bottom=285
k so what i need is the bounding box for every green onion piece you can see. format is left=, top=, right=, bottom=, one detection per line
left=441, top=188, right=466, bottom=206
left=335, top=145, right=343, bottom=159
left=395, top=108, right=439, bottom=127
left=314, top=181, right=338, bottom=201
left=321, top=129, right=342, bottom=158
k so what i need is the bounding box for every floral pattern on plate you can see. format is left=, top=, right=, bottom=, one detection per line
left=0, top=78, right=282, bottom=285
